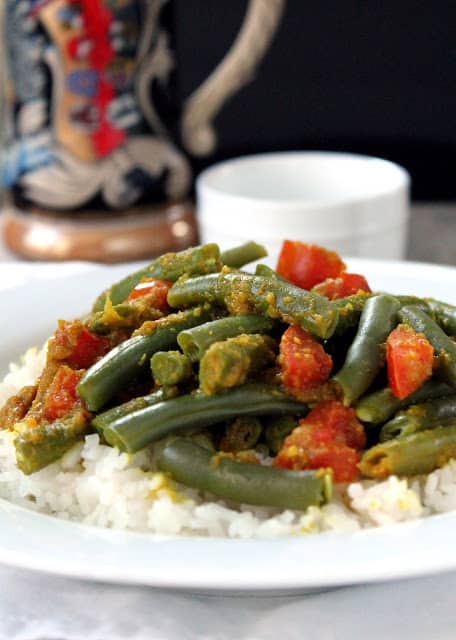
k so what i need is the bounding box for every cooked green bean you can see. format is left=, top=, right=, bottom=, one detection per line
left=332, top=295, right=427, bottom=339
left=254, top=264, right=286, bottom=281
left=185, top=431, right=216, bottom=452
left=199, top=334, right=277, bottom=395
left=332, top=293, right=371, bottom=336
left=314, top=290, right=425, bottom=337
left=379, top=394, right=456, bottom=441
left=379, top=413, right=423, bottom=442
left=150, top=350, right=193, bottom=386
left=93, top=243, right=222, bottom=311
left=88, top=300, right=163, bottom=335
left=396, top=295, right=430, bottom=311
left=167, top=273, right=222, bottom=308
left=219, top=416, right=263, bottom=452
left=332, top=295, right=401, bottom=406
left=264, top=415, right=299, bottom=454
left=355, top=380, right=452, bottom=425
left=169, top=271, right=338, bottom=339
left=77, top=307, right=212, bottom=411
left=426, top=298, right=456, bottom=336
left=219, top=272, right=339, bottom=339
left=91, top=388, right=175, bottom=434
left=14, top=409, right=90, bottom=475
left=177, top=315, right=276, bottom=362
left=331, top=292, right=425, bottom=337
left=157, top=438, right=332, bottom=510
left=102, top=383, right=309, bottom=453
left=220, top=241, right=267, bottom=268
left=359, top=424, right=456, bottom=479
left=398, top=305, right=456, bottom=388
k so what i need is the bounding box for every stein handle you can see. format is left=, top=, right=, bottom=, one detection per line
left=181, top=0, right=285, bottom=157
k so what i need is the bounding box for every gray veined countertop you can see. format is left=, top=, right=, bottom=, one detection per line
left=407, top=203, right=456, bottom=265
left=0, top=202, right=455, bottom=265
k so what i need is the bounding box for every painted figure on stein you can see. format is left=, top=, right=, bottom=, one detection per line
left=1, top=0, right=284, bottom=260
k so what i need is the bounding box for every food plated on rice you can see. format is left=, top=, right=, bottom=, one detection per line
left=1, top=240, right=456, bottom=538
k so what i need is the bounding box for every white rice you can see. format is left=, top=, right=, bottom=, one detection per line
left=1, top=346, right=455, bottom=538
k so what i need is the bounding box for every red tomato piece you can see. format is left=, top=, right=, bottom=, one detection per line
left=302, top=400, right=366, bottom=450
left=312, top=272, right=371, bottom=299
left=53, top=321, right=110, bottom=369
left=386, top=324, right=434, bottom=399
left=276, top=240, right=346, bottom=290
left=44, top=365, right=84, bottom=422
left=126, top=278, right=172, bottom=311
left=274, top=400, right=366, bottom=482
left=70, top=327, right=110, bottom=369
left=279, top=325, right=333, bottom=396
left=299, top=444, right=361, bottom=484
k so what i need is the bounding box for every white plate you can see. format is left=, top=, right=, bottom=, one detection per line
left=1, top=257, right=456, bottom=593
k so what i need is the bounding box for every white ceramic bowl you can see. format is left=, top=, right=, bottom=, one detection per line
left=196, top=151, right=410, bottom=259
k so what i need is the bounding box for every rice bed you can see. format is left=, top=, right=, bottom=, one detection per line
left=1, top=346, right=456, bottom=539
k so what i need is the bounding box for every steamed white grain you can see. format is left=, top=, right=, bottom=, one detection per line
left=1, top=347, right=455, bottom=538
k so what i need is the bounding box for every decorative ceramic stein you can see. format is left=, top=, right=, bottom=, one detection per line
left=0, top=0, right=284, bottom=261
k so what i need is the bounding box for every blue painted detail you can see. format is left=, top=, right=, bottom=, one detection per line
left=1, top=134, right=54, bottom=187
left=66, top=70, right=99, bottom=98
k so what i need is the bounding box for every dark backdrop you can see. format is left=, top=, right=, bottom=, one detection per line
left=174, top=1, right=456, bottom=200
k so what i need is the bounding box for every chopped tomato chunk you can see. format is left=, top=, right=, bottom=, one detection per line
left=386, top=324, right=434, bottom=399
left=44, top=365, right=84, bottom=422
left=274, top=400, right=366, bottom=482
left=298, top=443, right=361, bottom=484
left=276, top=240, right=346, bottom=290
left=52, top=320, right=110, bottom=369
left=70, top=327, right=110, bottom=369
left=126, top=278, right=172, bottom=311
left=312, top=272, right=371, bottom=299
left=279, top=325, right=332, bottom=397
left=304, top=400, right=366, bottom=450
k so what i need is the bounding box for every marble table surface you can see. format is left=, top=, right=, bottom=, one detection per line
left=407, top=203, right=456, bottom=265
left=0, top=203, right=454, bottom=265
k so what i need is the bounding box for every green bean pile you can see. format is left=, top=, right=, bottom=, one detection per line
left=6, top=239, right=456, bottom=514
left=80, top=241, right=334, bottom=510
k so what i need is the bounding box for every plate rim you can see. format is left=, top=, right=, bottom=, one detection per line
left=1, top=495, right=456, bottom=591
left=1, top=256, right=456, bottom=592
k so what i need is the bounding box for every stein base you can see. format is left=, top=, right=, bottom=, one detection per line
left=1, top=201, right=199, bottom=263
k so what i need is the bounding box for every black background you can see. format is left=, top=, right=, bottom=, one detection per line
left=174, top=1, right=456, bottom=200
